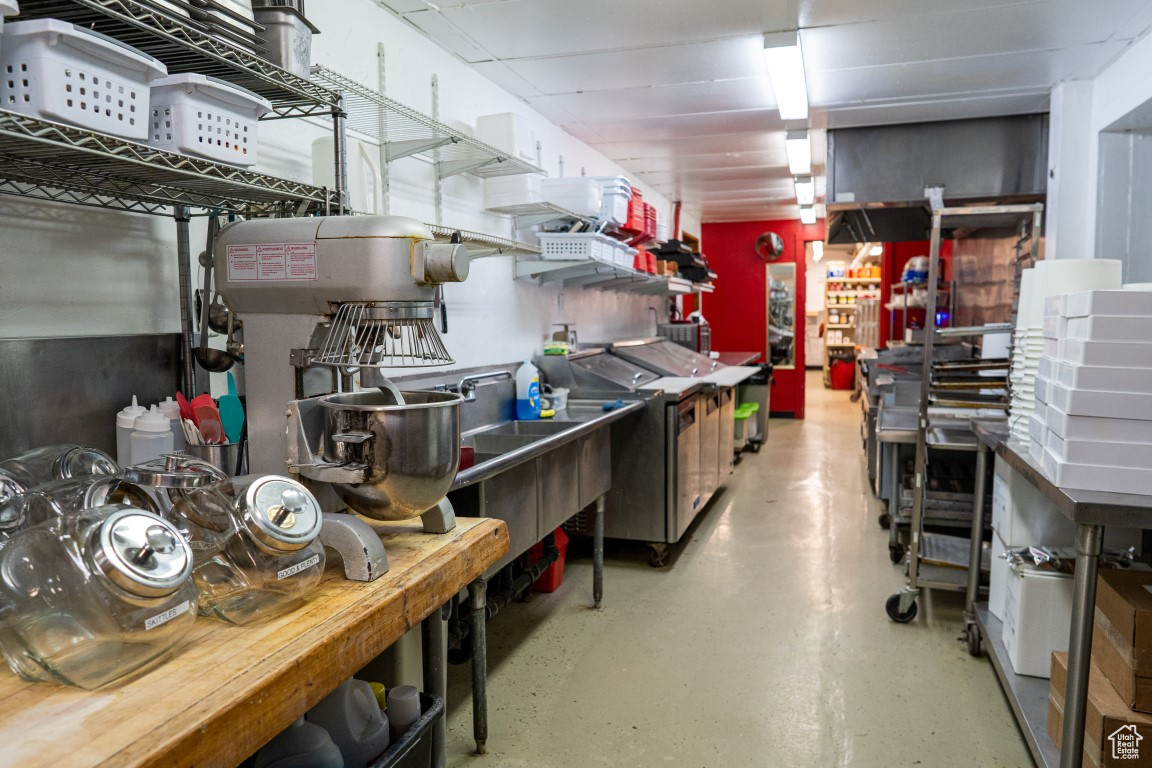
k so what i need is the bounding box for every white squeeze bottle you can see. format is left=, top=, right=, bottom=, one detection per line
left=115, top=396, right=147, bottom=466
left=155, top=396, right=186, bottom=451
left=515, top=360, right=541, bottom=420
left=307, top=678, right=391, bottom=768
left=129, top=406, right=174, bottom=467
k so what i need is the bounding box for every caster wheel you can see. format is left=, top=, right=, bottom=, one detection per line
left=749, top=442, right=761, bottom=453
left=878, top=512, right=891, bottom=530
left=888, top=542, right=905, bottom=564
left=886, top=594, right=918, bottom=623
left=966, top=623, right=983, bottom=657
left=647, top=543, right=670, bottom=568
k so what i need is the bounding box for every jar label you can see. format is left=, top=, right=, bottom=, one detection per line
left=145, top=600, right=192, bottom=631
left=278, top=554, right=320, bottom=581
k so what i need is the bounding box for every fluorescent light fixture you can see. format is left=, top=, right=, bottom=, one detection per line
left=785, top=130, right=811, bottom=175
left=794, top=176, right=815, bottom=205
left=763, top=31, right=809, bottom=121
left=799, top=205, right=817, bottom=225
left=869, top=244, right=884, bottom=256
left=813, top=240, right=824, bottom=262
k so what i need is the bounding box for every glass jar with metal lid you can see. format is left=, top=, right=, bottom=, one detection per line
left=0, top=469, right=29, bottom=548
left=169, top=474, right=325, bottom=625
left=121, top=453, right=228, bottom=514
left=0, top=505, right=197, bottom=689
left=0, top=444, right=118, bottom=489
left=0, top=475, right=163, bottom=549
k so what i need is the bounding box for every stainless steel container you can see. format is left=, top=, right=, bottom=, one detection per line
left=253, top=4, right=318, bottom=79
left=318, top=390, right=461, bottom=521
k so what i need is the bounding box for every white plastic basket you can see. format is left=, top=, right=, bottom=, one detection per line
left=537, top=232, right=615, bottom=262
left=0, top=19, right=167, bottom=139
left=148, top=73, right=271, bottom=165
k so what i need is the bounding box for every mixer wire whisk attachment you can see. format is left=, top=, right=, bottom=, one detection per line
left=314, top=301, right=454, bottom=369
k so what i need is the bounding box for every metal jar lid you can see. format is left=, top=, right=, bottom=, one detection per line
left=56, top=447, right=119, bottom=480
left=84, top=477, right=163, bottom=516
left=123, top=454, right=228, bottom=489
left=90, top=507, right=193, bottom=598
left=241, top=476, right=322, bottom=552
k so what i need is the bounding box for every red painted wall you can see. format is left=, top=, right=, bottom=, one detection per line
left=699, top=219, right=826, bottom=419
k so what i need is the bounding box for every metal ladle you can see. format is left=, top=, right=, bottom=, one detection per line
left=194, top=216, right=234, bottom=373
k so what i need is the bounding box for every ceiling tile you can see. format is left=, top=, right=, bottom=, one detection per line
left=436, top=0, right=794, bottom=59
left=498, top=37, right=764, bottom=95
left=594, top=132, right=787, bottom=158
left=400, top=10, right=495, bottom=63
left=526, top=79, right=772, bottom=124
left=559, top=109, right=785, bottom=143
left=470, top=61, right=545, bottom=98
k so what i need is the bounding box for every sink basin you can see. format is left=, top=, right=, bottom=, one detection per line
left=484, top=420, right=572, bottom=436
left=468, top=433, right=539, bottom=455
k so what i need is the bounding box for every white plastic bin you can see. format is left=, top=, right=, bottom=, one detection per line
left=148, top=73, right=271, bottom=165
left=0, top=1, right=19, bottom=32
left=0, top=19, right=167, bottom=139
left=537, top=232, right=613, bottom=262
left=484, top=173, right=543, bottom=210
left=1003, top=561, right=1073, bottom=678
left=541, top=177, right=602, bottom=218
left=475, top=112, right=536, bottom=164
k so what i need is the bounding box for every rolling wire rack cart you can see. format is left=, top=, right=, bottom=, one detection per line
left=885, top=200, right=1043, bottom=625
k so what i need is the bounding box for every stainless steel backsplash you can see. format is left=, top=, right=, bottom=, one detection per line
left=0, top=335, right=181, bottom=459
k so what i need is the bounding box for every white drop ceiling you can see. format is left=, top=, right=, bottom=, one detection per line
left=373, top=0, right=1152, bottom=223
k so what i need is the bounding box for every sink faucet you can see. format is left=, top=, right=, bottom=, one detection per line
left=457, top=370, right=513, bottom=402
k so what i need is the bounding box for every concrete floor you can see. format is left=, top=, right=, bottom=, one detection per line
left=445, top=372, right=1032, bottom=767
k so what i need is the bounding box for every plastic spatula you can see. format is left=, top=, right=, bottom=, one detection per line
left=194, top=404, right=225, bottom=445
left=176, top=392, right=195, bottom=423
left=219, top=372, right=245, bottom=444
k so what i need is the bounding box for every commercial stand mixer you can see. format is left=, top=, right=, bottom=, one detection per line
left=214, top=215, right=470, bottom=581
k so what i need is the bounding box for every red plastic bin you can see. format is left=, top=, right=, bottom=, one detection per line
left=528, top=528, right=569, bottom=592
left=829, top=358, right=855, bottom=390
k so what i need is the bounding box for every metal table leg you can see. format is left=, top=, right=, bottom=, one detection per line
left=421, top=604, right=447, bottom=768
left=888, top=443, right=902, bottom=556
left=1060, top=524, right=1104, bottom=768
left=964, top=443, right=989, bottom=655
left=469, top=577, right=488, bottom=755
left=593, top=494, right=605, bottom=609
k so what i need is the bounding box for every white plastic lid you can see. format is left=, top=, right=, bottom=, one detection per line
left=0, top=1, right=19, bottom=19
left=156, top=397, right=181, bottom=422
left=117, top=395, right=147, bottom=429
left=135, top=405, right=171, bottom=433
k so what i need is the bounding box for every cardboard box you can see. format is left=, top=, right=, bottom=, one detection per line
left=1095, top=570, right=1152, bottom=713
left=1050, top=651, right=1152, bottom=767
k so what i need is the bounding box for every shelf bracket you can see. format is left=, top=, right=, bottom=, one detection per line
left=512, top=211, right=572, bottom=229
left=438, top=156, right=500, bottom=178
left=385, top=136, right=454, bottom=162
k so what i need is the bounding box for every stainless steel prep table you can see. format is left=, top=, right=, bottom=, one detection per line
left=967, top=419, right=1152, bottom=768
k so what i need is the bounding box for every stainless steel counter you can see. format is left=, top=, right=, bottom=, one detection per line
left=715, top=351, right=760, bottom=367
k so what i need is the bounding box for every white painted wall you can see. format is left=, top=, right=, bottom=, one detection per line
left=0, top=0, right=701, bottom=375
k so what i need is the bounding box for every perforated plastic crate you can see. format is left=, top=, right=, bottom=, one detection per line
left=147, top=73, right=271, bottom=165
left=0, top=1, right=19, bottom=32
left=537, top=231, right=614, bottom=262
left=0, top=19, right=167, bottom=140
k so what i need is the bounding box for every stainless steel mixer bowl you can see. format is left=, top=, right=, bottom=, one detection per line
left=318, top=390, right=462, bottom=521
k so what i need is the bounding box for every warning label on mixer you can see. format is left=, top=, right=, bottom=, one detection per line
left=227, top=243, right=317, bottom=281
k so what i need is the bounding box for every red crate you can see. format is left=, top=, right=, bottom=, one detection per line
left=621, top=187, right=645, bottom=234
left=643, top=202, right=657, bottom=238
left=528, top=528, right=569, bottom=592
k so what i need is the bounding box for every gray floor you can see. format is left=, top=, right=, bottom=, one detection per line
left=446, top=372, right=1032, bottom=767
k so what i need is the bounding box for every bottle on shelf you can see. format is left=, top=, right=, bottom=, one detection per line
left=128, top=406, right=175, bottom=467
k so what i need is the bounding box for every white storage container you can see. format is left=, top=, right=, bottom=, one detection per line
left=484, top=173, right=543, bottom=210
left=0, top=0, right=19, bottom=32
left=148, top=74, right=270, bottom=165
left=1037, top=355, right=1055, bottom=380
left=0, top=19, right=167, bottom=139
left=1003, top=561, right=1073, bottom=678
left=536, top=231, right=613, bottom=262
left=1027, top=412, right=1047, bottom=445
left=541, top=177, right=602, bottom=218
left=1046, top=430, right=1152, bottom=469
left=475, top=112, right=536, bottom=164
left=993, top=454, right=1078, bottom=547
left=312, top=136, right=382, bottom=214
left=1032, top=375, right=1051, bottom=404
left=1045, top=404, right=1152, bottom=443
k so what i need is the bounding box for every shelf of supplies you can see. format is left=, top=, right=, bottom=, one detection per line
left=827, top=343, right=856, bottom=348
left=483, top=201, right=589, bottom=229
left=0, top=110, right=334, bottom=215
left=935, top=323, right=1014, bottom=338
left=974, top=605, right=1059, bottom=768
left=19, top=0, right=339, bottom=117
left=426, top=224, right=540, bottom=259
left=312, top=66, right=545, bottom=179
left=827, top=324, right=856, bottom=329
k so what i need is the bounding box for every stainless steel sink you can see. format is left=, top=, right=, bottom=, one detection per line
left=483, top=420, right=572, bottom=436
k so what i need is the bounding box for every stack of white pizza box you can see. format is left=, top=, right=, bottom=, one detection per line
left=1030, top=289, right=1152, bottom=495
